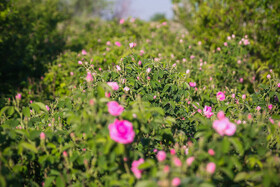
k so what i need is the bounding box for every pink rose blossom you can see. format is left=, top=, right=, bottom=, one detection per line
left=206, top=162, right=216, bottom=174
left=224, top=42, right=228, bottom=46
left=203, top=106, right=214, bottom=118
left=208, top=149, right=215, bottom=156
left=86, top=72, right=93, bottom=82
left=107, top=101, right=124, bottom=116
left=116, top=65, right=121, bottom=71
left=242, top=94, right=246, bottom=100
left=40, top=132, right=45, bottom=140
left=63, top=151, right=68, bottom=157
left=115, top=41, right=121, bottom=47
left=105, top=92, right=111, bottom=98
left=170, top=149, right=176, bottom=155
left=190, top=55, right=195, bottom=59
left=186, top=69, right=190, bottom=74
left=269, top=118, right=274, bottom=124
left=81, top=49, right=87, bottom=55
left=107, top=82, right=119, bottom=91
left=15, top=93, right=21, bottom=100
left=124, top=86, right=130, bottom=92
left=216, top=91, right=225, bottom=101
left=173, top=157, right=182, bottom=167
left=189, top=82, right=196, bottom=87
left=163, top=165, right=170, bottom=173
left=186, top=156, right=195, bottom=166
left=278, top=83, right=280, bottom=87
left=146, top=68, right=151, bottom=73
left=268, top=104, right=273, bottom=110
left=46, top=105, right=50, bottom=111
left=172, top=177, right=181, bottom=187
left=267, top=74, right=271, bottom=79
left=157, top=151, right=166, bottom=162
left=119, top=19, right=125, bottom=24
left=131, top=158, right=144, bottom=179
left=256, top=106, right=261, bottom=111
left=213, top=115, right=236, bottom=136
left=138, top=61, right=142, bottom=65
left=108, top=119, right=135, bottom=144
left=232, top=94, right=235, bottom=98
left=78, top=61, right=83, bottom=65
left=197, top=109, right=202, bottom=113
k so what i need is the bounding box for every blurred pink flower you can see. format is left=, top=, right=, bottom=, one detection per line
left=172, top=177, right=181, bottom=187
left=109, top=119, right=135, bottom=144
left=15, top=93, right=21, bottom=100
left=105, top=92, right=111, bottom=98
left=46, top=105, right=50, bottom=111
left=116, top=65, right=121, bottom=71
left=157, top=151, right=166, bottom=162
left=124, top=86, right=130, bottom=92
left=224, top=42, right=228, bottom=46
left=206, top=162, right=216, bottom=174
left=213, top=115, right=236, bottom=136
left=190, top=55, right=195, bottom=59
left=115, top=41, right=121, bottom=47
left=40, top=132, right=45, bottom=140
left=267, top=74, right=271, bottom=79
left=63, top=151, right=68, bottom=157
left=107, top=101, right=124, bottom=116
left=81, top=49, right=87, bottom=55
left=119, top=19, right=125, bottom=24
left=242, top=94, right=246, bottom=100
left=268, top=104, right=273, bottom=110
left=107, top=82, right=119, bottom=91
left=146, top=68, right=151, bottom=73
left=170, top=149, right=176, bottom=155
left=203, top=106, right=214, bottom=118
left=208, top=149, right=215, bottom=156
left=256, top=106, right=261, bottom=111
left=78, top=61, right=83, bottom=65
left=173, top=157, right=182, bottom=167
left=186, top=156, right=195, bottom=166
left=278, top=83, right=280, bottom=87
left=86, top=72, right=93, bottom=82
left=216, top=91, right=225, bottom=101
left=189, top=82, right=196, bottom=87
left=163, top=165, right=170, bottom=173
left=138, top=61, right=142, bottom=65
left=131, top=158, right=144, bottom=179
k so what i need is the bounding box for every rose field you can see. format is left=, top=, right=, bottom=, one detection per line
left=0, top=0, right=280, bottom=186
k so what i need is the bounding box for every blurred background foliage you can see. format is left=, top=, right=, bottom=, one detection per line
left=172, top=0, right=280, bottom=73
left=0, top=0, right=279, bottom=100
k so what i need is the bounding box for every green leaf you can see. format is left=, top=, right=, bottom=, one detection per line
left=234, top=172, right=248, bottom=182
left=56, top=176, right=65, bottom=187
left=229, top=137, right=244, bottom=156
left=138, top=159, right=155, bottom=170
left=20, top=142, right=38, bottom=153
left=135, top=180, right=157, bottom=187
left=44, top=176, right=55, bottom=187
left=22, top=107, right=30, bottom=117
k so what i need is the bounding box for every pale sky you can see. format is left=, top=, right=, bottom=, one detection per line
left=110, top=0, right=173, bottom=20
left=129, top=0, right=173, bottom=20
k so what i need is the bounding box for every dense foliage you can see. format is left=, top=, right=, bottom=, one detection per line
left=1, top=1, right=280, bottom=187
left=172, top=0, right=280, bottom=73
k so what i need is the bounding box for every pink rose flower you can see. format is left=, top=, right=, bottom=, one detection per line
left=81, top=49, right=87, bottom=55
left=203, top=106, right=214, bottom=118
left=186, top=156, right=195, bottom=166
left=131, top=158, right=144, bottom=179
left=46, top=105, right=50, bottom=111
left=189, top=82, right=196, bottom=87
left=213, top=115, right=236, bottom=136
left=173, top=157, right=182, bottom=167
left=115, top=41, right=121, bottom=47
left=170, top=149, right=176, bottom=155
left=216, top=91, right=225, bottom=101
left=107, top=82, right=119, bottom=91
left=107, top=101, right=124, bottom=116
left=206, top=162, right=216, bottom=174
left=208, top=149, right=215, bottom=156
left=278, top=83, right=280, bottom=87
left=256, top=106, right=261, bottom=111
left=86, top=72, right=93, bottom=82
left=172, top=177, right=181, bottom=187
left=268, top=104, right=273, bottom=110
left=108, top=119, right=135, bottom=144
left=15, top=93, right=22, bottom=100
left=40, top=132, right=45, bottom=140
left=156, top=151, right=166, bottom=162
left=119, top=19, right=125, bottom=24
